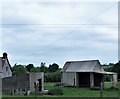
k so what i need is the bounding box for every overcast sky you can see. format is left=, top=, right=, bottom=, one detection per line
left=0, top=0, right=119, bottom=67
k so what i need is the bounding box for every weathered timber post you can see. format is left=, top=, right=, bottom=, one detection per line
left=100, top=82, right=103, bottom=98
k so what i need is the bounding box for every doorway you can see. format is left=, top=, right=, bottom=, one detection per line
left=78, top=72, right=90, bottom=87
left=94, top=73, right=103, bottom=87
left=38, top=79, right=42, bottom=91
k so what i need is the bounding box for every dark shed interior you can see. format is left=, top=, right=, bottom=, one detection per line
left=93, top=73, right=103, bottom=87
left=78, top=72, right=90, bottom=87
left=78, top=72, right=104, bottom=87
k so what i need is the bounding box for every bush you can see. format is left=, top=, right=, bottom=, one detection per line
left=90, top=87, right=100, bottom=91
left=45, top=71, right=61, bottom=82
left=54, top=82, right=61, bottom=87
left=48, top=88, right=63, bottom=95
left=104, top=75, right=111, bottom=81
left=104, top=86, right=118, bottom=91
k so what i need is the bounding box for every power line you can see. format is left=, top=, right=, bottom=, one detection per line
left=36, top=2, right=118, bottom=55
left=1, top=24, right=117, bottom=25
left=1, top=2, right=118, bottom=57
left=1, top=2, right=116, bottom=4
left=1, top=24, right=118, bottom=28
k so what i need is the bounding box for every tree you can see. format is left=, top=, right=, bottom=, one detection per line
left=41, top=62, right=45, bottom=67
left=30, top=67, right=41, bottom=72
left=105, top=62, right=120, bottom=79
left=26, top=64, right=34, bottom=72
left=45, top=71, right=61, bottom=82
left=48, top=63, right=59, bottom=72
left=109, top=63, right=114, bottom=66
left=40, top=62, right=48, bottom=73
left=40, top=66, right=48, bottom=73
left=12, top=64, right=27, bottom=75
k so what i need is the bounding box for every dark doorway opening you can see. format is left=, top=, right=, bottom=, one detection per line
left=94, top=73, right=103, bottom=87
left=38, top=79, right=42, bottom=91
left=78, top=72, right=90, bottom=87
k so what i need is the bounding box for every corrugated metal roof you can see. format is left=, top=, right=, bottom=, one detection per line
left=63, top=60, right=102, bottom=72
left=63, top=60, right=117, bottom=75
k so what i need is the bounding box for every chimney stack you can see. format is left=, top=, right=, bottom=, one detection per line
left=3, top=52, right=8, bottom=59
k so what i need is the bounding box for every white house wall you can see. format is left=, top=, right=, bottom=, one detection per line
left=2, top=60, right=12, bottom=78
left=0, top=58, right=2, bottom=73
left=62, top=72, right=76, bottom=86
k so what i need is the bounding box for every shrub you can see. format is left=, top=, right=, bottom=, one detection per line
left=104, top=75, right=111, bottom=81
left=90, top=87, right=100, bottom=91
left=48, top=88, right=63, bottom=95
left=54, top=82, right=61, bottom=87
left=45, top=71, right=61, bottom=82
left=104, top=86, right=118, bottom=91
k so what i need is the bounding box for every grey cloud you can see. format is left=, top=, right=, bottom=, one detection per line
left=1, top=1, right=118, bottom=67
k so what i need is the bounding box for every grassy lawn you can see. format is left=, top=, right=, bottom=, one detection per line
left=44, top=82, right=119, bottom=97
left=2, top=82, right=120, bottom=98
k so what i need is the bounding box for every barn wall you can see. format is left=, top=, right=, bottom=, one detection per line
left=94, top=64, right=104, bottom=73
left=62, top=72, right=76, bottom=86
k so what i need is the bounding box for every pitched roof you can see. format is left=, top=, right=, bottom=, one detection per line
left=63, top=60, right=104, bottom=72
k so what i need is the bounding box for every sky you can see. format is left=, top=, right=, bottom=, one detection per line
left=0, top=0, right=119, bottom=67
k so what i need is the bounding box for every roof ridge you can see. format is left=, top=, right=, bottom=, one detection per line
left=66, top=60, right=99, bottom=63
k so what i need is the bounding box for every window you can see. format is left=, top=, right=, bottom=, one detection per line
left=6, top=67, right=8, bottom=71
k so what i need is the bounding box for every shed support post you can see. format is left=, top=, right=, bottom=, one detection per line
left=112, top=74, right=117, bottom=88
left=74, top=73, right=77, bottom=87
left=90, top=73, right=94, bottom=88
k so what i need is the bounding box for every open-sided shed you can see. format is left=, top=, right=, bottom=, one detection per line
left=61, top=60, right=117, bottom=88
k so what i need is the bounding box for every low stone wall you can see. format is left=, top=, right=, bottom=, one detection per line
left=2, top=74, right=29, bottom=93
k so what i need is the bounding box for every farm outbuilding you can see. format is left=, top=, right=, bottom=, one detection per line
left=2, top=72, right=44, bottom=93
left=61, top=60, right=117, bottom=88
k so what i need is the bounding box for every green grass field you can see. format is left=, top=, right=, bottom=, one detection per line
left=44, top=82, right=119, bottom=97
left=2, top=82, right=120, bottom=98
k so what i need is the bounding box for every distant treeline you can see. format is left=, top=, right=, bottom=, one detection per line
left=11, top=62, right=62, bottom=82
left=11, top=61, right=120, bottom=82
left=102, top=62, right=120, bottom=80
